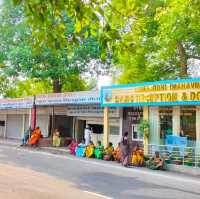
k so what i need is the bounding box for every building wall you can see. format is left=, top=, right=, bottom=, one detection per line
left=122, top=107, right=143, bottom=141
left=36, top=115, right=49, bottom=137
left=91, top=134, right=120, bottom=147
left=149, top=106, right=160, bottom=146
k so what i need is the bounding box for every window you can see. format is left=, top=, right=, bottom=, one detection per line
left=0, top=121, right=5, bottom=127
left=110, top=126, right=119, bottom=135
left=180, top=106, right=196, bottom=140
left=131, top=124, right=143, bottom=141
left=159, top=106, right=172, bottom=139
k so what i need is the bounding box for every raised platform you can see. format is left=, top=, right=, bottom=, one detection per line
left=38, top=137, right=72, bottom=147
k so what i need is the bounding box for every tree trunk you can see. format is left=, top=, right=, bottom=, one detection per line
left=53, top=79, right=62, bottom=93
left=177, top=41, right=188, bottom=78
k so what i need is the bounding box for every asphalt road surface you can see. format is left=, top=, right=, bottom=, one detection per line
left=0, top=145, right=199, bottom=199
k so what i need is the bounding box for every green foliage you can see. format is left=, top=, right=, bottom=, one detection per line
left=0, top=0, right=101, bottom=96
left=4, top=79, right=52, bottom=98
left=11, top=0, right=200, bottom=87
left=139, top=119, right=150, bottom=138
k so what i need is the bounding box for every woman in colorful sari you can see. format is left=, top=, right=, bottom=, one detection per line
left=94, top=141, right=104, bottom=159
left=69, top=139, right=78, bottom=155
left=52, top=129, right=61, bottom=147
left=75, top=140, right=86, bottom=157
left=112, top=143, right=121, bottom=162
left=28, top=126, right=42, bottom=146
left=120, top=132, right=130, bottom=167
left=103, top=142, right=114, bottom=161
left=131, top=144, right=144, bottom=166
left=85, top=141, right=95, bottom=158
left=147, top=151, right=165, bottom=170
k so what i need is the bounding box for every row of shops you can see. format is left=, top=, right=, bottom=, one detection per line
left=0, top=78, right=200, bottom=149
left=0, top=91, right=121, bottom=145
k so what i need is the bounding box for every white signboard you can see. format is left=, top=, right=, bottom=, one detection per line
left=66, top=105, right=120, bottom=118
left=36, top=91, right=100, bottom=105
left=0, top=97, right=33, bottom=109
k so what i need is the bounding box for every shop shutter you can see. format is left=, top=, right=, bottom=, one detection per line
left=6, top=115, right=23, bottom=139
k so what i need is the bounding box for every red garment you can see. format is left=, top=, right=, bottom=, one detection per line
left=69, top=142, right=78, bottom=155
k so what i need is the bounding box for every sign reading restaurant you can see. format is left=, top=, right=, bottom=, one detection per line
left=101, top=78, right=200, bottom=107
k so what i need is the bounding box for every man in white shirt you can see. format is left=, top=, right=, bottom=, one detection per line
left=84, top=125, right=92, bottom=146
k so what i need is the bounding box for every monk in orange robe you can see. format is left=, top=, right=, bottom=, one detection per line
left=29, top=126, right=42, bottom=146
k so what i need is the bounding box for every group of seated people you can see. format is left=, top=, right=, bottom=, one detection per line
left=69, top=140, right=121, bottom=161
left=69, top=140, right=165, bottom=170
left=21, top=126, right=43, bottom=146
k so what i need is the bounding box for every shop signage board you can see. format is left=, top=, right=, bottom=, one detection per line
left=66, top=105, right=120, bottom=117
left=36, top=91, right=100, bottom=105
left=101, top=78, right=200, bottom=107
left=0, top=97, right=33, bottom=109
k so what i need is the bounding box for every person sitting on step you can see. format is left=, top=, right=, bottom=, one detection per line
left=103, top=142, right=114, bottom=161
left=69, top=139, right=78, bottom=155
left=112, top=142, right=121, bottom=162
left=85, top=141, right=95, bottom=158
left=52, top=129, right=61, bottom=147
left=131, top=144, right=144, bottom=166
left=94, top=141, right=104, bottom=159
left=75, top=140, right=86, bottom=157
left=147, top=151, right=165, bottom=170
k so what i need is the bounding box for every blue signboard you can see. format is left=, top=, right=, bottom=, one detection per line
left=101, top=78, right=200, bottom=107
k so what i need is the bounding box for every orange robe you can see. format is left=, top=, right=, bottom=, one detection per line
left=29, top=129, right=41, bottom=145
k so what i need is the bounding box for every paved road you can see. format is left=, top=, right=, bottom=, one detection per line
left=0, top=145, right=200, bottom=199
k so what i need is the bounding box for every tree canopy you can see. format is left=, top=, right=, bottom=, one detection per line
left=0, top=0, right=103, bottom=97
left=13, top=0, right=200, bottom=84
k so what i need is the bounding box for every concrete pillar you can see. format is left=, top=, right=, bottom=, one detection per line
left=149, top=106, right=160, bottom=145
left=4, top=114, right=7, bottom=138
left=21, top=114, right=26, bottom=138
left=103, top=107, right=109, bottom=148
left=143, top=106, right=149, bottom=155
left=119, top=107, right=123, bottom=141
left=74, top=118, right=79, bottom=142
left=196, top=106, right=200, bottom=145
left=173, top=106, right=180, bottom=136
left=143, top=106, right=149, bottom=121
left=73, top=117, right=76, bottom=140
left=28, top=108, right=32, bottom=127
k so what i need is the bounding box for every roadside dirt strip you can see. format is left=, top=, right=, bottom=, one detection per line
left=0, top=163, right=110, bottom=199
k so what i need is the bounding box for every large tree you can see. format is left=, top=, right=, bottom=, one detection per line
left=0, top=0, right=102, bottom=96
left=14, top=0, right=200, bottom=83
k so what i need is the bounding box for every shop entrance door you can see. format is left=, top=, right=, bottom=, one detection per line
left=0, top=121, right=5, bottom=137
left=75, top=120, right=85, bottom=142
left=49, top=115, right=73, bottom=138
left=180, top=106, right=196, bottom=146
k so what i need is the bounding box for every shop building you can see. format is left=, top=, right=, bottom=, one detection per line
left=101, top=78, right=200, bottom=150
left=35, top=91, right=122, bottom=145
left=2, top=78, right=199, bottom=150
left=0, top=91, right=122, bottom=146
left=0, top=97, right=33, bottom=139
